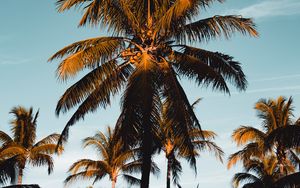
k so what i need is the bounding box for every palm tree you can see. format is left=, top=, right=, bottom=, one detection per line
left=228, top=96, right=300, bottom=174
left=65, top=126, right=159, bottom=188
left=156, top=98, right=223, bottom=188
left=0, top=106, right=63, bottom=185
left=232, top=155, right=299, bottom=188
left=50, top=1, right=258, bottom=187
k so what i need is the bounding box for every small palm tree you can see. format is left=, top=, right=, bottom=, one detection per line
left=65, top=126, right=159, bottom=188
left=156, top=98, right=223, bottom=188
left=228, top=96, right=300, bottom=174
left=0, top=106, right=63, bottom=185
left=51, top=1, right=257, bottom=187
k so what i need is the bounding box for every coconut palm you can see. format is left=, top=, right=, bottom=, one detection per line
left=228, top=96, right=300, bottom=174
left=156, top=98, right=223, bottom=188
left=50, top=1, right=257, bottom=187
left=0, top=106, right=63, bottom=185
left=232, top=155, right=299, bottom=188
left=65, top=126, right=159, bottom=188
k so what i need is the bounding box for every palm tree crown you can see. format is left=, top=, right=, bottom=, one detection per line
left=50, top=1, right=258, bottom=187
left=0, top=106, right=63, bottom=185
left=65, top=126, right=159, bottom=188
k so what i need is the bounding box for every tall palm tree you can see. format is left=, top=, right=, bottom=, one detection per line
left=0, top=106, right=63, bottom=185
left=156, top=98, right=223, bottom=188
left=228, top=96, right=300, bottom=174
left=50, top=1, right=258, bottom=187
left=232, top=155, right=299, bottom=188
left=65, top=126, right=159, bottom=188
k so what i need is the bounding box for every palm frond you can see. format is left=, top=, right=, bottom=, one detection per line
left=122, top=174, right=141, bottom=186
left=175, top=15, right=258, bottom=43
left=0, top=131, right=13, bottom=145
left=56, top=63, right=132, bottom=148
left=29, top=153, right=54, bottom=174
left=181, top=46, right=247, bottom=91
left=49, top=37, right=125, bottom=80
left=173, top=51, right=230, bottom=93
left=232, top=126, right=265, bottom=146
left=232, top=172, right=261, bottom=188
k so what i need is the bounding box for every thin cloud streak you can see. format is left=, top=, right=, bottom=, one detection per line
left=251, top=74, right=300, bottom=82
left=0, top=56, right=32, bottom=65
left=230, top=0, right=300, bottom=19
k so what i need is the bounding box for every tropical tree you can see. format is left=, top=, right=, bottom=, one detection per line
left=156, top=98, right=223, bottom=188
left=65, top=126, right=159, bottom=188
left=232, top=155, right=299, bottom=188
left=50, top=1, right=258, bottom=187
left=0, top=106, right=63, bottom=185
left=228, top=96, right=300, bottom=174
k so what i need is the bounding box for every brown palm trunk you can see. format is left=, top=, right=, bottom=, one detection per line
left=141, top=137, right=152, bottom=188
left=166, top=157, right=172, bottom=188
left=17, top=168, right=23, bottom=184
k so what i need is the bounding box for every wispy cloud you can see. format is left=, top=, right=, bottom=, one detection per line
left=0, top=55, right=32, bottom=65
left=230, top=0, right=300, bottom=19
left=251, top=74, right=300, bottom=82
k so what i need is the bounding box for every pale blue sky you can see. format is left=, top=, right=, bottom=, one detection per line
left=0, top=0, right=300, bottom=187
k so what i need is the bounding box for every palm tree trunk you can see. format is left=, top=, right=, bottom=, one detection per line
left=17, top=168, right=23, bottom=184
left=166, top=157, right=172, bottom=188
left=112, top=179, right=116, bottom=188
left=141, top=121, right=153, bottom=188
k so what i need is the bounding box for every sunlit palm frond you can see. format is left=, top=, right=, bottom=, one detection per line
left=64, top=170, right=105, bottom=186
left=232, top=126, right=266, bottom=146
left=33, top=134, right=60, bottom=147
left=49, top=37, right=125, bottom=80
left=156, top=0, right=223, bottom=34
left=31, top=144, right=62, bottom=155
left=227, top=143, right=262, bottom=169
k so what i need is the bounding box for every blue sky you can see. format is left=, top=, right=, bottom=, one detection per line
left=0, top=0, right=300, bottom=187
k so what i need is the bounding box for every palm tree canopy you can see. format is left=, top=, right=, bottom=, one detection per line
left=51, top=1, right=257, bottom=187
left=65, top=126, right=159, bottom=186
left=0, top=106, right=63, bottom=185
left=51, top=0, right=258, bottom=149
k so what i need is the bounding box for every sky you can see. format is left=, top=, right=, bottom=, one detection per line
left=0, top=0, right=300, bottom=187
